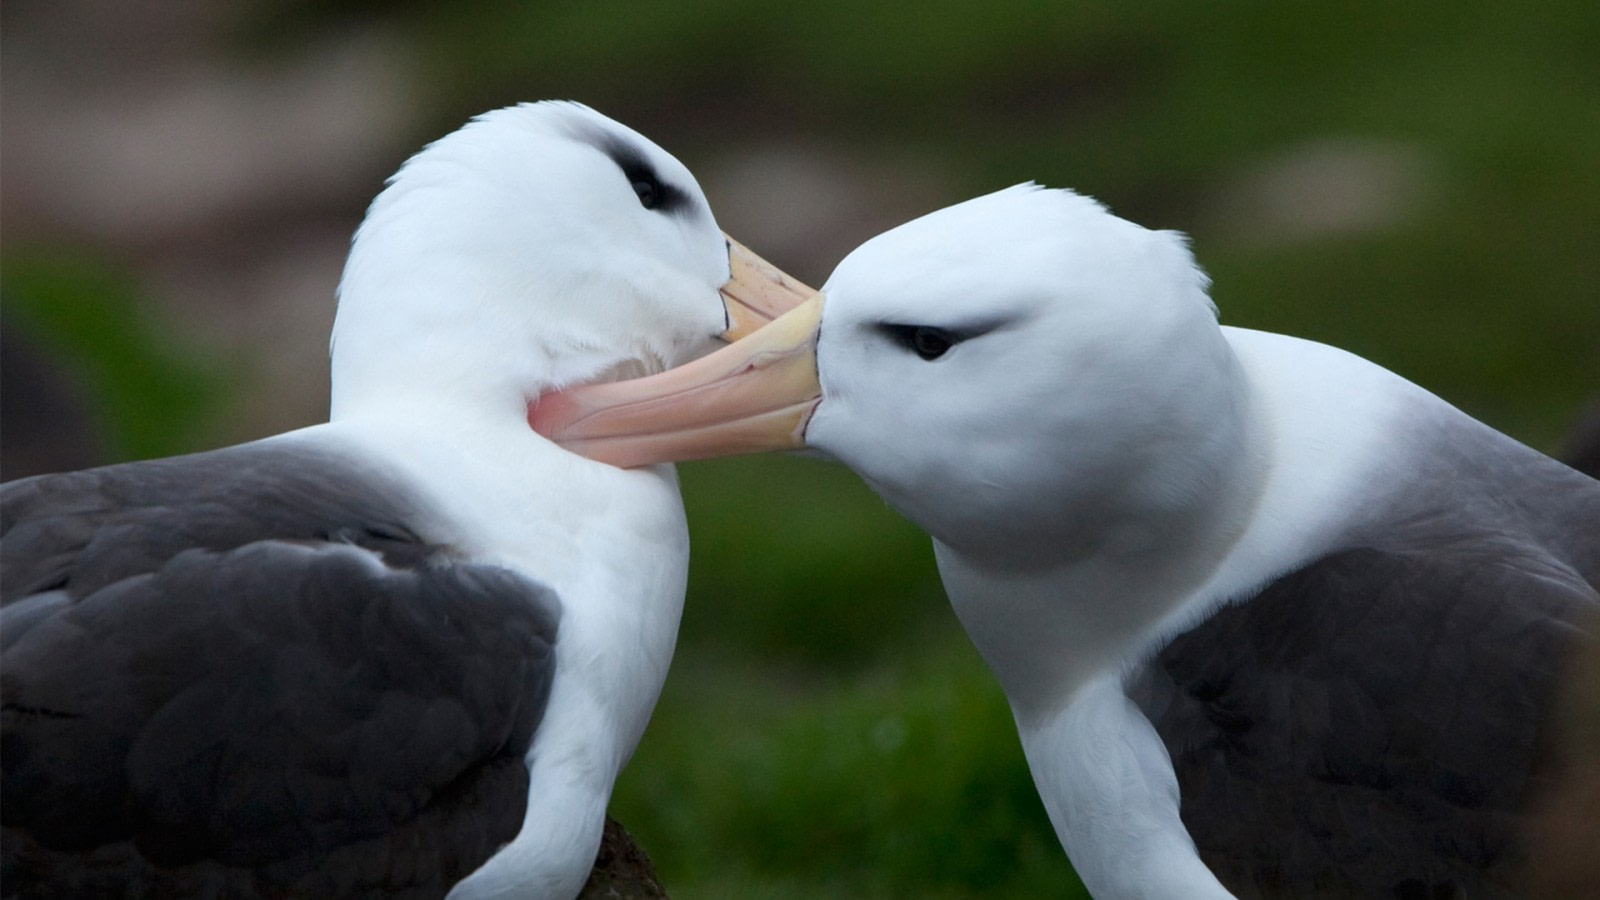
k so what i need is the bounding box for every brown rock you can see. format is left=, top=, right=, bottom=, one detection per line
left=577, top=818, right=668, bottom=900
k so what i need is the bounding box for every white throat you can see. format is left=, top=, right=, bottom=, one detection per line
left=931, top=344, right=1270, bottom=721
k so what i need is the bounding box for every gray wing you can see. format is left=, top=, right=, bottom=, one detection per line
left=1, top=444, right=559, bottom=899
left=1129, top=448, right=1600, bottom=900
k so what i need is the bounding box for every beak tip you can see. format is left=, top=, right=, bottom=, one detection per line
left=720, top=236, right=815, bottom=340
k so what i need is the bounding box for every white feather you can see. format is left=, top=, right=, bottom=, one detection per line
left=313, top=101, right=725, bottom=898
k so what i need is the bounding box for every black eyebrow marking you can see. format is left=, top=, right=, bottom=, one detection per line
left=599, top=137, right=691, bottom=216
left=876, top=315, right=1013, bottom=344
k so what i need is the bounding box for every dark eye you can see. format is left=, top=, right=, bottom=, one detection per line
left=631, top=174, right=661, bottom=210
left=604, top=139, right=689, bottom=214
left=882, top=324, right=958, bottom=361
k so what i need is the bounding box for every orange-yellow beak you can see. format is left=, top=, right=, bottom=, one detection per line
left=720, top=235, right=814, bottom=341
left=531, top=295, right=825, bottom=468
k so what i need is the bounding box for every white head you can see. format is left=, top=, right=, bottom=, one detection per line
left=806, top=185, right=1240, bottom=564
left=329, top=101, right=809, bottom=422
left=531, top=184, right=1249, bottom=566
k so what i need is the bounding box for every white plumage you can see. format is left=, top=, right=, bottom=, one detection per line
left=2, top=101, right=810, bottom=899
left=535, top=183, right=1600, bottom=899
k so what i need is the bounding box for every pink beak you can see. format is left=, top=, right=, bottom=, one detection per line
left=530, top=295, right=826, bottom=468
left=721, top=235, right=815, bottom=340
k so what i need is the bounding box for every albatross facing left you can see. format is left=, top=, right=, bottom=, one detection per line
left=532, top=184, right=1600, bottom=898
left=0, top=101, right=811, bottom=899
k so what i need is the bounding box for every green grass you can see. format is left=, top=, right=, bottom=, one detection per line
left=7, top=1, right=1596, bottom=895
left=2, top=255, right=229, bottom=465
left=612, top=637, right=1085, bottom=898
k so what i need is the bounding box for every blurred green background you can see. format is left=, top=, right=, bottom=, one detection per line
left=3, top=2, right=1596, bottom=897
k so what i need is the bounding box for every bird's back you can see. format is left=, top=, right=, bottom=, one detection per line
left=1128, top=417, right=1600, bottom=898
left=1, top=441, right=558, bottom=898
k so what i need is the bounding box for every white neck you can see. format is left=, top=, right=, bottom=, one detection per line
left=937, top=324, right=1422, bottom=721
left=306, top=402, right=689, bottom=898
left=327, top=260, right=614, bottom=426
left=934, top=344, right=1269, bottom=720
left=941, top=327, right=1420, bottom=899
left=1022, top=676, right=1237, bottom=899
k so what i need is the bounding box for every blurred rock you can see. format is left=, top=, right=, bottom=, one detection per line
left=578, top=817, right=669, bottom=899
left=1522, top=606, right=1600, bottom=899
left=1201, top=137, right=1435, bottom=246
left=2, top=3, right=414, bottom=249
left=2, top=2, right=948, bottom=450
left=2, top=1, right=420, bottom=446
left=1560, top=399, right=1600, bottom=479
left=146, top=225, right=344, bottom=442
left=702, top=141, right=955, bottom=286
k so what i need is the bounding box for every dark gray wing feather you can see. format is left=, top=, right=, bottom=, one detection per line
left=1129, top=436, right=1600, bottom=900
left=1, top=443, right=558, bottom=899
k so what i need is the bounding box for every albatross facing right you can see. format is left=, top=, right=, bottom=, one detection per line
left=1, top=101, right=812, bottom=899
left=532, top=184, right=1600, bottom=899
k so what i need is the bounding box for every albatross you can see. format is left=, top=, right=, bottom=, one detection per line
left=531, top=184, right=1600, bottom=898
left=0, top=100, right=811, bottom=899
